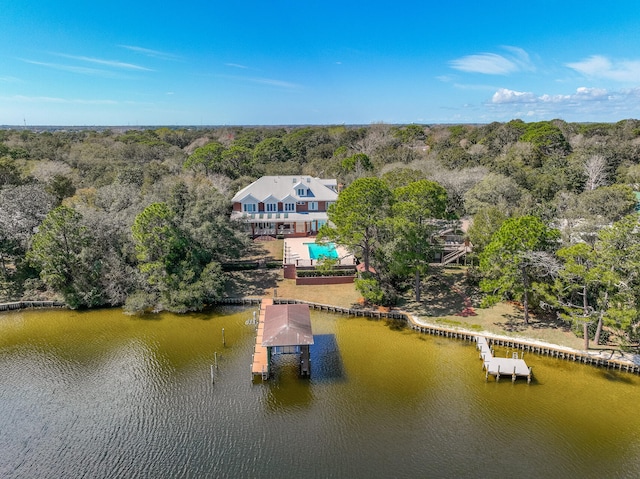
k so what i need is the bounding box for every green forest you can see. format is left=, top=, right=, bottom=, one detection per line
left=2, top=120, right=640, bottom=345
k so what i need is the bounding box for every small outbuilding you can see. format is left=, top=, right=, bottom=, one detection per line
left=262, top=303, right=314, bottom=377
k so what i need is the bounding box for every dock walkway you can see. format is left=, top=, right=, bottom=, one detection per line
left=477, top=336, right=532, bottom=383
left=251, top=299, right=272, bottom=379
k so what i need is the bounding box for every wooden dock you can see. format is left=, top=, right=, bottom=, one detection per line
left=251, top=299, right=272, bottom=380
left=477, top=336, right=532, bottom=383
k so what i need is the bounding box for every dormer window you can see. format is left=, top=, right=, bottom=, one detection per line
left=243, top=203, right=256, bottom=212
left=285, top=203, right=295, bottom=212
left=297, top=188, right=306, bottom=197
left=266, top=203, right=277, bottom=212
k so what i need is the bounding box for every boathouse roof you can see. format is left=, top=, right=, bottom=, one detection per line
left=262, top=304, right=314, bottom=347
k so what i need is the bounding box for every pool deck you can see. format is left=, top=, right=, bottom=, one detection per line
left=284, top=237, right=355, bottom=266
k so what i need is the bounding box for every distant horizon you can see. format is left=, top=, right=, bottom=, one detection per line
left=3, top=1, right=640, bottom=126
left=3, top=117, right=639, bottom=132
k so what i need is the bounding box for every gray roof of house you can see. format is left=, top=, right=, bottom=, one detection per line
left=232, top=176, right=338, bottom=203
left=262, top=304, right=314, bottom=347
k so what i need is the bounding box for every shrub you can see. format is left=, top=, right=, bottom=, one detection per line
left=296, top=268, right=356, bottom=278
left=355, top=276, right=384, bottom=305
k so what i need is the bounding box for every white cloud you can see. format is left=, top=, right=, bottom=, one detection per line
left=501, top=46, right=535, bottom=72
left=119, top=45, right=178, bottom=60
left=450, top=53, right=517, bottom=74
left=576, top=86, right=609, bottom=98
left=539, top=87, right=609, bottom=103
left=217, top=74, right=301, bottom=89
left=450, top=46, right=535, bottom=75
left=492, top=87, right=610, bottom=105
left=249, top=77, right=301, bottom=88
left=22, top=51, right=153, bottom=78
left=53, top=53, right=152, bottom=71
left=225, top=63, right=249, bottom=69
left=566, top=55, right=640, bottom=83
left=21, top=59, right=115, bottom=77
left=492, top=88, right=536, bottom=103
left=484, top=86, right=640, bottom=122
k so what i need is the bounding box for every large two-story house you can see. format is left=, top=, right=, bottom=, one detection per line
left=230, top=176, right=338, bottom=237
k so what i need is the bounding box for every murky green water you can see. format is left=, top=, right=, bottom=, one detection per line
left=1, top=307, right=639, bottom=479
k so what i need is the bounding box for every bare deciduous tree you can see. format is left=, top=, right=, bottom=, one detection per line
left=354, top=123, right=394, bottom=156
left=583, top=154, right=608, bottom=191
left=30, top=160, right=73, bottom=183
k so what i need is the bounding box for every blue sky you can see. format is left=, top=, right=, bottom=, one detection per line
left=2, top=1, right=640, bottom=125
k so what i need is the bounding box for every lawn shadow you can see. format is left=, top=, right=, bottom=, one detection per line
left=244, top=238, right=283, bottom=261
left=493, top=313, right=528, bottom=333
left=401, top=268, right=478, bottom=317
left=494, top=310, right=574, bottom=334
left=225, top=269, right=280, bottom=297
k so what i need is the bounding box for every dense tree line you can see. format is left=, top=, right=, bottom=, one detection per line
left=1, top=121, right=640, bottom=342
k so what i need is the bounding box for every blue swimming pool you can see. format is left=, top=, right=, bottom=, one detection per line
left=306, top=242, right=338, bottom=260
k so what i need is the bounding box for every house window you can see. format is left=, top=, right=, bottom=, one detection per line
left=243, top=203, right=256, bottom=212
left=308, top=201, right=318, bottom=211
left=297, top=188, right=306, bottom=197
left=285, top=203, right=295, bottom=212
left=266, top=203, right=277, bottom=212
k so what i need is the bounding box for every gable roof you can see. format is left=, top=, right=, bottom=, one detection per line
left=232, top=176, right=338, bottom=203
left=233, top=192, right=259, bottom=203
left=262, top=304, right=314, bottom=347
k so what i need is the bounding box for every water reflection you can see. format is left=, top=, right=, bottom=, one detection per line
left=265, top=356, right=313, bottom=412
left=599, top=369, right=636, bottom=383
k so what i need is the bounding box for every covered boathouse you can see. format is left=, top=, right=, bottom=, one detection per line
left=252, top=302, right=314, bottom=380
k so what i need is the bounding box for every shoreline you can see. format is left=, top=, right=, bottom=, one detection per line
left=218, top=296, right=640, bottom=372
left=409, top=313, right=640, bottom=371
left=4, top=297, right=639, bottom=372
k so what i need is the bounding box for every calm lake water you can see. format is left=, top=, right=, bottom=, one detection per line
left=1, top=306, right=639, bottom=479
